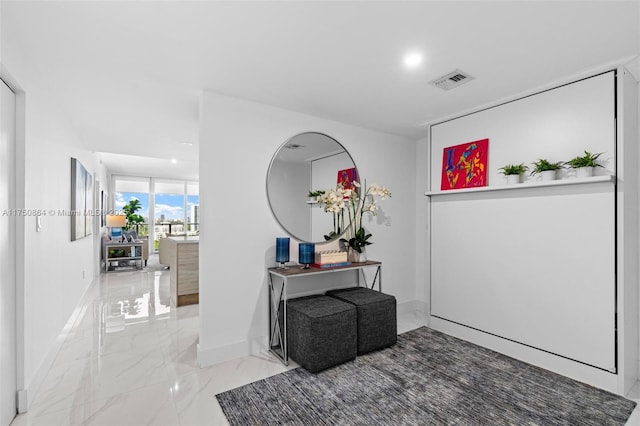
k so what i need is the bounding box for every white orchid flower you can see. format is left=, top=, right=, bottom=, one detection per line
left=316, top=179, right=390, bottom=246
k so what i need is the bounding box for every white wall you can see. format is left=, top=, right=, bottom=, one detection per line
left=415, top=136, right=429, bottom=315
left=619, top=65, right=639, bottom=394
left=429, top=72, right=616, bottom=189
left=1, top=38, right=106, bottom=410
left=198, top=92, right=416, bottom=365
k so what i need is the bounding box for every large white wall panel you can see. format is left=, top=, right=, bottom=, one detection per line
left=431, top=184, right=615, bottom=370
left=429, top=71, right=617, bottom=372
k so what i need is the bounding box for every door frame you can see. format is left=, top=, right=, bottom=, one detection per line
left=1, top=65, right=27, bottom=413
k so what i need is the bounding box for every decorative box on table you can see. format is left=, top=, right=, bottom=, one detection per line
left=313, top=250, right=350, bottom=268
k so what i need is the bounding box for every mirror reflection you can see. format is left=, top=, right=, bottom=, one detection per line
left=267, top=132, right=358, bottom=243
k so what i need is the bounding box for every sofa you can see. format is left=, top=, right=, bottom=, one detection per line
left=159, top=236, right=173, bottom=266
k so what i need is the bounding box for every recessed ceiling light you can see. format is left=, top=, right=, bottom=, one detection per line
left=180, top=141, right=194, bottom=147
left=404, top=53, right=423, bottom=68
left=171, top=158, right=177, bottom=164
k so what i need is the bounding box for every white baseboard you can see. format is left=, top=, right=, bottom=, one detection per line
left=397, top=299, right=427, bottom=317
left=198, top=336, right=269, bottom=368
left=17, top=390, right=27, bottom=414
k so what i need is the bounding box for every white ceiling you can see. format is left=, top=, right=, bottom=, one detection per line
left=3, top=1, right=639, bottom=180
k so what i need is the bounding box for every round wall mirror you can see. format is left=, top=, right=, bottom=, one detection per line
left=267, top=132, right=358, bottom=243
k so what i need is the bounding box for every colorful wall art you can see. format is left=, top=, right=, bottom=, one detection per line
left=337, top=167, right=358, bottom=189
left=441, top=139, right=489, bottom=190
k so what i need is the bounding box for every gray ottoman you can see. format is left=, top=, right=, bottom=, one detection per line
left=326, top=287, right=397, bottom=355
left=287, top=295, right=357, bottom=373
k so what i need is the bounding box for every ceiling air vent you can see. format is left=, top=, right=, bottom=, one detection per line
left=429, top=69, right=474, bottom=91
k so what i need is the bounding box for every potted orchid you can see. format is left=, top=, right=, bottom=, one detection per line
left=318, top=185, right=348, bottom=240
left=317, top=180, right=391, bottom=260
left=339, top=181, right=392, bottom=262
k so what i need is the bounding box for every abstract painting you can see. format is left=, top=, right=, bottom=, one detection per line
left=441, top=139, right=489, bottom=190
left=337, top=167, right=358, bottom=189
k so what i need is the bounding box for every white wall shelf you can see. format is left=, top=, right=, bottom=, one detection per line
left=424, top=174, right=614, bottom=197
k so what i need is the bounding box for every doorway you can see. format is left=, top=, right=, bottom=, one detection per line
left=0, top=79, right=17, bottom=426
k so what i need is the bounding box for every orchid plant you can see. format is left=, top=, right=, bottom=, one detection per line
left=341, top=181, right=391, bottom=253
left=317, top=180, right=392, bottom=252
left=318, top=184, right=350, bottom=240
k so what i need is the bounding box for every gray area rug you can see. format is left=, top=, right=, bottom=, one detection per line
left=216, top=327, right=636, bottom=425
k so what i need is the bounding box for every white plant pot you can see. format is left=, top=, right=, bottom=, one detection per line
left=541, top=170, right=557, bottom=181
left=506, top=174, right=521, bottom=185
left=576, top=167, right=594, bottom=178
left=348, top=247, right=367, bottom=263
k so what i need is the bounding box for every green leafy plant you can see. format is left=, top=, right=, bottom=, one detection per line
left=498, top=163, right=528, bottom=176
left=337, top=180, right=391, bottom=253
left=341, top=227, right=372, bottom=253
left=308, top=190, right=325, bottom=198
left=122, top=199, right=145, bottom=230
left=565, top=151, right=604, bottom=168
left=530, top=159, right=564, bottom=175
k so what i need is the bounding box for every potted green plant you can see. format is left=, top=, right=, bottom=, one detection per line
left=307, top=190, right=325, bottom=203
left=565, top=151, right=603, bottom=178
left=531, top=159, right=564, bottom=181
left=499, top=163, right=528, bottom=184
left=122, top=199, right=145, bottom=230
left=341, top=227, right=372, bottom=260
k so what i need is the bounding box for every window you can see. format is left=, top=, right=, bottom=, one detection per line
left=154, top=181, right=185, bottom=239
left=114, top=177, right=150, bottom=236
left=111, top=176, right=199, bottom=252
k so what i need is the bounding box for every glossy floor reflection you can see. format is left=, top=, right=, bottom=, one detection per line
left=14, top=255, right=638, bottom=426
left=11, top=255, right=426, bottom=426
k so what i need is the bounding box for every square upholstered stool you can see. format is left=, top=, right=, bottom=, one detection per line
left=286, top=295, right=357, bottom=373
left=325, top=287, right=397, bottom=355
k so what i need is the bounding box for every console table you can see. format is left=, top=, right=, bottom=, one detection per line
left=267, top=260, right=382, bottom=365
left=103, top=241, right=143, bottom=272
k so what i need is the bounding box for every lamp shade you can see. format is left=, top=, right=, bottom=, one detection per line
left=106, top=215, right=126, bottom=228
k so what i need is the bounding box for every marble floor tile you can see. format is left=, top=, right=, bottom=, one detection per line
left=172, top=353, right=295, bottom=426
left=79, top=383, right=180, bottom=426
